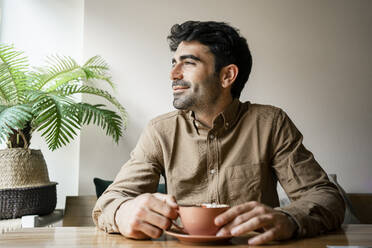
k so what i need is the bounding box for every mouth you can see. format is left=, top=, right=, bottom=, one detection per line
left=173, top=86, right=189, bottom=93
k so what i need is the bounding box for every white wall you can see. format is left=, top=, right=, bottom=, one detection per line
left=0, top=0, right=84, bottom=208
left=80, top=0, right=372, bottom=195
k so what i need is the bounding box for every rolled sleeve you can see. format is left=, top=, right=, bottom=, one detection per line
left=92, top=122, right=164, bottom=232
left=92, top=196, right=131, bottom=233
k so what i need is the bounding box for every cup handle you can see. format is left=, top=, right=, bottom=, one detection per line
left=171, top=219, right=184, bottom=232
left=170, top=209, right=184, bottom=232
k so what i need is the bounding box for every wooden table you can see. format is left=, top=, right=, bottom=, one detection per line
left=1, top=225, right=371, bottom=247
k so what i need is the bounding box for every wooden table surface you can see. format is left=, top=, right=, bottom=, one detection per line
left=1, top=225, right=372, bottom=247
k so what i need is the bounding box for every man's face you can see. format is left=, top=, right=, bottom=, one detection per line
left=170, top=41, right=222, bottom=111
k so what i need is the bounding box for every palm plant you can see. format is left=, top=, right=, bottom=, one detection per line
left=0, top=43, right=127, bottom=151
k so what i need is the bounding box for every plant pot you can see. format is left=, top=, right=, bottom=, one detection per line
left=0, top=148, right=57, bottom=219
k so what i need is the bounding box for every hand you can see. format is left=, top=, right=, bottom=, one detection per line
left=115, top=193, right=178, bottom=239
left=215, top=201, right=297, bottom=245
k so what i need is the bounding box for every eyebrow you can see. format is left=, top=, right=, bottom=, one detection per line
left=172, top=54, right=202, bottom=64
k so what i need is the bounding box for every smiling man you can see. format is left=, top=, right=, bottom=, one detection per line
left=93, top=21, right=345, bottom=245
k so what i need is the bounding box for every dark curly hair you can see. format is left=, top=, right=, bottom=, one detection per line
left=167, top=21, right=252, bottom=99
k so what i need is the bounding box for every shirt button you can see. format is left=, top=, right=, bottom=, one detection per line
left=209, top=134, right=215, bottom=140
left=210, top=169, right=215, bottom=174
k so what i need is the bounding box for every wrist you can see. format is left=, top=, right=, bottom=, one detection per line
left=285, top=213, right=299, bottom=238
left=114, top=200, right=131, bottom=231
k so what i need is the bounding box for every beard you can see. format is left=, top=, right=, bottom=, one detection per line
left=172, top=76, right=221, bottom=110
left=172, top=80, right=195, bottom=110
left=173, top=93, right=195, bottom=110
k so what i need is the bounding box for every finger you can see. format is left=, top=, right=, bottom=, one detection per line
left=248, top=228, right=277, bottom=245
left=231, top=214, right=274, bottom=236
left=215, top=201, right=259, bottom=226
left=141, top=207, right=172, bottom=230
left=153, top=193, right=178, bottom=208
left=147, top=194, right=178, bottom=219
left=216, top=208, right=262, bottom=236
left=137, top=221, right=163, bottom=239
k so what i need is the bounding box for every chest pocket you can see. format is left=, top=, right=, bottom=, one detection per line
left=222, top=162, right=264, bottom=204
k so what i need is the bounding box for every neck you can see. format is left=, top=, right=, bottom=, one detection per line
left=194, top=95, right=233, bottom=128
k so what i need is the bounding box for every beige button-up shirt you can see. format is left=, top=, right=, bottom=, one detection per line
left=93, top=99, right=345, bottom=237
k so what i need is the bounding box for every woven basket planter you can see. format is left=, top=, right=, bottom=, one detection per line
left=0, top=148, right=57, bottom=219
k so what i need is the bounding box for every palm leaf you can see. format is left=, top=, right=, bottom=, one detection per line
left=57, top=84, right=127, bottom=127
left=0, top=104, right=32, bottom=143
left=33, top=55, right=115, bottom=93
left=0, top=45, right=126, bottom=150
left=0, top=44, right=29, bottom=104
left=82, top=55, right=115, bottom=89
left=0, top=63, right=11, bottom=104
left=31, top=91, right=81, bottom=150
left=66, top=103, right=122, bottom=143
left=33, top=55, right=83, bottom=92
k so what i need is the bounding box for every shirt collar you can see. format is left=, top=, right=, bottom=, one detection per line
left=189, top=111, right=208, bottom=133
left=220, top=98, right=242, bottom=129
left=186, top=98, right=243, bottom=132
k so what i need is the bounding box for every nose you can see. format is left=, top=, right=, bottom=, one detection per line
left=170, top=63, right=183, bottom=81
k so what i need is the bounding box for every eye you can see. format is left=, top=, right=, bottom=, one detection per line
left=184, top=61, right=196, bottom=65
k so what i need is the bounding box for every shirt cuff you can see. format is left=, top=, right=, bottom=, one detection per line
left=93, top=197, right=132, bottom=233
left=275, top=206, right=302, bottom=238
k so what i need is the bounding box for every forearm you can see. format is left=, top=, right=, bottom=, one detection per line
left=92, top=191, right=134, bottom=233
left=92, top=163, right=161, bottom=233
left=278, top=185, right=345, bottom=238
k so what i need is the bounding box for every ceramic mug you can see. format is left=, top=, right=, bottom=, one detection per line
left=176, top=203, right=230, bottom=236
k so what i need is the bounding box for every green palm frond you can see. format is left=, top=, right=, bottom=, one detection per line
left=82, top=55, right=115, bottom=89
left=32, top=55, right=83, bottom=91
left=0, top=63, right=11, bottom=104
left=0, top=44, right=29, bottom=104
left=0, top=43, right=126, bottom=150
left=33, top=55, right=115, bottom=93
left=67, top=103, right=122, bottom=143
left=0, top=104, right=32, bottom=143
left=57, top=84, right=127, bottom=127
left=31, top=91, right=81, bottom=151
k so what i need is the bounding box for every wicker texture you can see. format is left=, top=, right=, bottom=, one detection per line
left=0, top=148, right=57, bottom=219
left=0, top=148, right=52, bottom=189
left=0, top=184, right=57, bottom=219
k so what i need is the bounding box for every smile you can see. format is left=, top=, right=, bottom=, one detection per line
left=173, top=86, right=189, bottom=92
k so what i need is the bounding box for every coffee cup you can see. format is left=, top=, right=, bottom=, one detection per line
left=177, top=203, right=229, bottom=236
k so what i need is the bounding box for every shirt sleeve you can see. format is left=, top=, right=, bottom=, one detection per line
left=92, top=122, right=164, bottom=233
left=271, top=109, right=345, bottom=238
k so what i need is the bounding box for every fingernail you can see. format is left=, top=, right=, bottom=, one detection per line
left=215, top=218, right=221, bottom=225
left=216, top=231, right=224, bottom=237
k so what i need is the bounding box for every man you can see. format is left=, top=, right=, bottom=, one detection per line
left=93, top=21, right=345, bottom=245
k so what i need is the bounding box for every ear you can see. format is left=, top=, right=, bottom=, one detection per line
left=220, top=64, right=238, bottom=88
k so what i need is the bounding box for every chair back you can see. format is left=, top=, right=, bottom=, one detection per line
left=63, top=196, right=97, bottom=226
